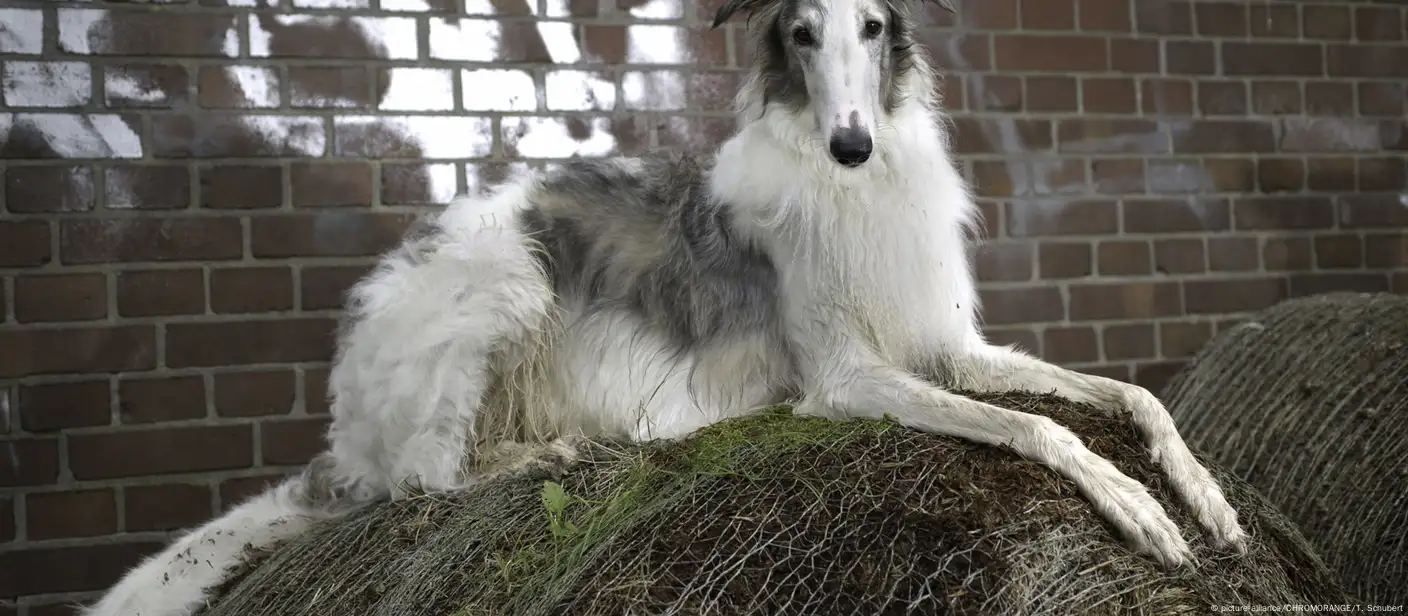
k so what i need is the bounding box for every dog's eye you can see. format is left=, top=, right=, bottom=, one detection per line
left=792, top=27, right=814, bottom=46
left=863, top=20, right=883, bottom=38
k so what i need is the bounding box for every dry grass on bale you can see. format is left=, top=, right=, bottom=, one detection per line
left=199, top=391, right=1351, bottom=616
left=1164, top=291, right=1408, bottom=606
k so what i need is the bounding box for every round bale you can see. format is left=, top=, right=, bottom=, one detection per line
left=1164, top=291, right=1408, bottom=606
left=199, top=391, right=1351, bottom=616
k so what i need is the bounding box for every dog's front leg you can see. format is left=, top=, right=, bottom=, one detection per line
left=794, top=345, right=1194, bottom=568
left=950, top=343, right=1248, bottom=553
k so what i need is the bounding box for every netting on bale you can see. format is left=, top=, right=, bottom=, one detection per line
left=199, top=391, right=1351, bottom=616
left=1163, top=291, right=1408, bottom=606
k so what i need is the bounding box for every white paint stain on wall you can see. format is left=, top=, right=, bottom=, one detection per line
left=0, top=9, right=44, bottom=54
left=227, top=66, right=282, bottom=108
left=3, top=113, right=143, bottom=158
left=381, top=68, right=457, bottom=111
left=545, top=70, right=617, bottom=111
left=336, top=116, right=496, bottom=158
left=429, top=18, right=501, bottom=61
left=463, top=69, right=539, bottom=112
left=2, top=62, right=93, bottom=108
left=503, top=117, right=618, bottom=158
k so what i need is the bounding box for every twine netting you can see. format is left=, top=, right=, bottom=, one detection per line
left=1164, top=291, right=1408, bottom=606
left=200, top=391, right=1351, bottom=616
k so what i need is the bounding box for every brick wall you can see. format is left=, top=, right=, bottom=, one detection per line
left=0, top=0, right=1405, bottom=611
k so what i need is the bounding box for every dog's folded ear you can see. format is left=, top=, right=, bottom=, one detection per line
left=710, top=0, right=770, bottom=29
left=928, top=0, right=957, bottom=13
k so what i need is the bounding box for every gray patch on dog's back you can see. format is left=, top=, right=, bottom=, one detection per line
left=517, top=153, right=782, bottom=352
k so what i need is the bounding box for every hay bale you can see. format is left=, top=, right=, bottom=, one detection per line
left=1163, top=291, right=1408, bottom=605
left=200, top=391, right=1350, bottom=616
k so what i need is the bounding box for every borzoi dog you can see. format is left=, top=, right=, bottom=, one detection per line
left=86, top=0, right=1247, bottom=612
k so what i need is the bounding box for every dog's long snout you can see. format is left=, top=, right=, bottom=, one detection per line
left=828, top=127, right=873, bottom=167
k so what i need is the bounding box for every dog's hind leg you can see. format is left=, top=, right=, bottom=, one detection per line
left=950, top=342, right=1248, bottom=553
left=325, top=178, right=557, bottom=499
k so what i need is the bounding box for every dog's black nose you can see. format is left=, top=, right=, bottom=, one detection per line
left=828, top=129, right=872, bottom=167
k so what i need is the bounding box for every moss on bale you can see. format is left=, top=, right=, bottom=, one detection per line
left=201, top=390, right=1351, bottom=616
left=1163, top=291, right=1408, bottom=606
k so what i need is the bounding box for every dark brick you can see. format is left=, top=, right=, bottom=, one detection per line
left=304, top=366, right=331, bottom=415
left=1172, top=120, right=1276, bottom=153
left=967, top=75, right=1022, bottom=112
left=1305, top=82, right=1354, bottom=116
left=1104, top=323, right=1156, bottom=360
left=1123, top=198, right=1230, bottom=234
left=1020, top=0, right=1074, bottom=29
left=262, top=417, right=331, bottom=466
left=1339, top=195, right=1408, bottom=229
left=1257, top=158, right=1304, bottom=193
left=69, top=425, right=254, bottom=480
left=1090, top=159, right=1144, bottom=195
left=1250, top=81, right=1301, bottom=115
left=19, top=381, right=111, bottom=432
left=292, top=162, right=373, bottom=208
left=5, top=166, right=95, bottom=213
left=1184, top=278, right=1288, bottom=314
left=0, top=497, right=13, bottom=543
left=978, top=287, right=1065, bottom=325
left=1078, top=0, right=1130, bottom=31
left=1025, top=76, right=1078, bottom=112
left=301, top=265, right=371, bottom=311
left=1038, top=242, right=1092, bottom=279
left=950, top=118, right=1053, bottom=155
left=1197, top=81, right=1247, bottom=115
left=117, top=269, right=205, bottom=317
left=1043, top=326, right=1098, bottom=364
left=1154, top=239, right=1206, bottom=275
left=0, top=542, right=162, bottom=596
left=118, top=376, right=206, bottom=424
left=994, top=35, right=1107, bottom=72
left=1159, top=321, right=1214, bottom=358
left=1097, top=240, right=1151, bottom=276
left=251, top=212, right=415, bottom=258
left=0, top=221, right=52, bottom=267
left=1354, top=6, right=1402, bottom=41
left=1057, top=120, right=1166, bottom=154
left=1069, top=283, right=1181, bottom=321
left=1166, top=41, right=1215, bottom=74
left=215, top=370, right=296, bottom=417
left=1195, top=2, right=1247, bottom=36
left=1134, top=0, right=1192, bottom=35
left=1289, top=273, right=1390, bottom=297
left=0, top=438, right=60, bottom=487
left=1306, top=157, right=1358, bottom=191
left=167, top=318, right=336, bottom=368
left=0, top=326, right=157, bottom=378
left=1204, top=158, right=1256, bottom=192
left=1081, top=77, right=1137, bottom=113
left=1207, top=237, right=1259, bottom=272
left=1110, top=39, right=1160, bottom=74
left=27, top=489, right=118, bottom=540
left=1366, top=235, right=1408, bottom=268
left=1223, top=43, right=1323, bottom=76
left=105, top=165, right=192, bottom=210
left=61, top=218, right=243, bottom=264
left=290, top=66, right=374, bottom=109
left=1007, top=200, right=1118, bottom=237
left=58, top=10, right=237, bottom=56
left=200, top=165, right=283, bottom=209
left=1303, top=5, right=1351, bottom=39
left=125, top=484, right=212, bottom=532
left=210, top=267, right=294, bottom=314
left=1248, top=4, right=1299, bottom=38
left=14, top=274, right=107, bottom=322
left=1136, top=361, right=1186, bottom=395
left=1314, top=235, right=1364, bottom=269
left=104, top=64, right=190, bottom=108
left=1359, top=157, right=1407, bottom=192
left=974, top=242, right=1033, bottom=282
left=1263, top=237, right=1314, bottom=272
left=1327, top=45, right=1408, bottom=79
left=1233, top=197, right=1336, bottom=230
left=1358, top=82, right=1405, bottom=117
left=219, top=474, right=286, bottom=511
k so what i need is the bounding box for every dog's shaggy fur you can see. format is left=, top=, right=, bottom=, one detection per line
left=85, top=0, right=1247, bottom=613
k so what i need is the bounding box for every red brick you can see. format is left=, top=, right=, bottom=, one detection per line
left=166, top=318, right=336, bottom=368
left=14, top=273, right=107, bottom=323
left=0, top=221, right=52, bottom=267
left=0, top=497, right=13, bottom=543
left=1250, top=81, right=1301, bottom=115
left=950, top=118, right=1052, bottom=155
left=262, top=417, right=331, bottom=466
left=0, top=438, right=60, bottom=487
left=1110, top=39, right=1159, bottom=74
left=1314, top=235, right=1364, bottom=269
left=1289, top=273, right=1390, bottom=297
left=1172, top=120, right=1276, bottom=153
left=1198, top=81, right=1247, bottom=116
left=0, top=542, right=162, bottom=596
left=1043, top=327, right=1098, bottom=364
left=1081, top=78, right=1136, bottom=113
left=301, top=265, right=372, bottom=311
left=105, top=165, right=192, bottom=210
left=1058, top=120, right=1166, bottom=154
left=1166, top=41, right=1215, bottom=75
left=1078, top=0, right=1130, bottom=31
left=1104, top=323, right=1156, bottom=360
left=967, top=75, right=1022, bottom=112
left=118, top=376, right=207, bottom=424
left=19, top=381, right=111, bottom=432
left=1069, top=283, right=1181, bottom=321
left=1123, top=198, right=1230, bottom=234
left=1021, top=0, right=1074, bottom=29
left=1134, top=0, right=1191, bottom=35
left=292, top=162, right=373, bottom=208
left=289, top=66, right=374, bottom=109
left=5, top=165, right=95, bottom=213
left=1224, top=43, right=1323, bottom=76
left=210, top=267, right=294, bottom=314
left=1264, top=237, right=1314, bottom=272
left=1038, top=242, right=1092, bottom=279
left=1141, top=79, right=1194, bottom=115
left=1207, top=237, right=1259, bottom=272
left=1090, top=159, right=1144, bottom=195
left=1154, top=239, right=1206, bottom=275
left=200, top=165, right=283, bottom=209
left=1097, top=241, right=1151, bottom=276
left=69, top=425, right=254, bottom=480
left=0, top=326, right=157, bottom=378
left=117, top=269, right=205, bottom=317
left=58, top=10, right=237, bottom=56
left=1306, top=157, right=1357, bottom=192
left=978, top=288, right=1065, bottom=325
left=60, top=218, right=243, bottom=264
left=1354, top=6, right=1402, bottom=41
left=1007, top=200, right=1117, bottom=237
left=1025, top=76, right=1078, bottom=112
left=304, top=366, right=331, bottom=415
left=251, top=212, right=415, bottom=258
left=974, top=242, right=1033, bottom=283
left=1159, top=321, right=1213, bottom=359
left=219, top=474, right=286, bottom=511
left=1184, top=278, right=1288, bottom=314
left=1303, top=5, right=1352, bottom=40
left=1233, top=197, right=1335, bottom=230
left=125, top=484, right=212, bottom=532
left=215, top=370, right=296, bottom=417
left=26, top=489, right=118, bottom=540
left=994, top=35, right=1107, bottom=72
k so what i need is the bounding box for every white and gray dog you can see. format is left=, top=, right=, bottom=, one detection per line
left=88, top=0, right=1247, bottom=612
